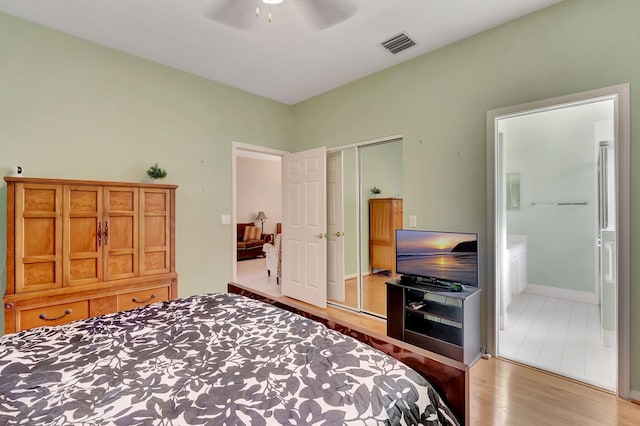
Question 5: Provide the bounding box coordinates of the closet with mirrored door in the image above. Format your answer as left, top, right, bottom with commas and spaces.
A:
327, 138, 403, 318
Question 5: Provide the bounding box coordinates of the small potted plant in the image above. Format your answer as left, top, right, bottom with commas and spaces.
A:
370, 186, 381, 198
147, 163, 167, 183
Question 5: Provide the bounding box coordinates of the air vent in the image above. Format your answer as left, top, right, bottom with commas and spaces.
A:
381, 33, 416, 54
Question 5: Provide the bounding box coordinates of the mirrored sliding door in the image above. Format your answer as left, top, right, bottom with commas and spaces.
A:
327, 138, 403, 318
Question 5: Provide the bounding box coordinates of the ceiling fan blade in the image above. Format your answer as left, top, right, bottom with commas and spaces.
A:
297, 0, 360, 30
203, 0, 257, 30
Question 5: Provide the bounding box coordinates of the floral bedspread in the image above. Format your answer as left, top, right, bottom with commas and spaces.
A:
0, 293, 458, 425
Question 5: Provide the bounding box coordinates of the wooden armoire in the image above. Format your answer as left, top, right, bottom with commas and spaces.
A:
369, 198, 403, 275
3, 177, 178, 334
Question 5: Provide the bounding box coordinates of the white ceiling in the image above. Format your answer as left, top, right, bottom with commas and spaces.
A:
0, 0, 562, 105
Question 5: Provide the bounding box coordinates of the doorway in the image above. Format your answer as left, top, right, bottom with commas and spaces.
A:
232, 143, 286, 294
487, 85, 630, 396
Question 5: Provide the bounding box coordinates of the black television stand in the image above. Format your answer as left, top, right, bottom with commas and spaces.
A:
386, 278, 481, 365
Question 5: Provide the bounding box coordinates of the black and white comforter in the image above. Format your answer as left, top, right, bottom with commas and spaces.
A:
0, 293, 458, 425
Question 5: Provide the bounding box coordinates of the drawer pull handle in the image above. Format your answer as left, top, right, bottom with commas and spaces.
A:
39, 309, 72, 321
131, 294, 156, 304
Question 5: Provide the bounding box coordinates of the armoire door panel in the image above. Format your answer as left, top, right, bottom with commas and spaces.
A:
69, 189, 100, 212
107, 253, 136, 277
144, 252, 168, 272
140, 188, 170, 275
64, 186, 102, 286
103, 187, 139, 281
69, 218, 98, 253
22, 261, 57, 289
23, 218, 57, 256
108, 190, 136, 212
15, 184, 63, 293
143, 191, 167, 211
23, 187, 58, 212
69, 258, 99, 282
144, 217, 167, 247
108, 216, 135, 249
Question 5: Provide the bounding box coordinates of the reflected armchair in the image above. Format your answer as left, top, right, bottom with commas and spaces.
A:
263, 233, 282, 284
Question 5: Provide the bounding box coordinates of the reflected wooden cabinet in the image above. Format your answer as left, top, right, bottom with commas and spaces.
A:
369, 198, 403, 275
4, 177, 178, 334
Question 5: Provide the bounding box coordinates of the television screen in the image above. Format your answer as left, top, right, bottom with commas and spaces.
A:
396, 230, 478, 286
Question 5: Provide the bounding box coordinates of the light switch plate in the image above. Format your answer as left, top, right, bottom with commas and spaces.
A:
221, 214, 231, 225
409, 215, 417, 227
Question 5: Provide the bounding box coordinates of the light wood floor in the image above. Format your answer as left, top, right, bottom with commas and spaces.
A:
471, 357, 640, 425
330, 271, 392, 317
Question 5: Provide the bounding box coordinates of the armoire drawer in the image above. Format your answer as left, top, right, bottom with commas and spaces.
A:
18, 300, 89, 331
118, 286, 169, 311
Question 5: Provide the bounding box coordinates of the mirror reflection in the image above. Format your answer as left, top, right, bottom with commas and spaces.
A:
327, 139, 403, 318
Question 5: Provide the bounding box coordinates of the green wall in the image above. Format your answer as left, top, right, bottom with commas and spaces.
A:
292, 0, 640, 392
0, 12, 294, 333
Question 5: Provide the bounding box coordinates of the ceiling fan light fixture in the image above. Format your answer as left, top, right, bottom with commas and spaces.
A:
207, 0, 359, 30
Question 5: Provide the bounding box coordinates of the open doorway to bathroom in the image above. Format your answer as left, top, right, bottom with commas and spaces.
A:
488, 85, 630, 395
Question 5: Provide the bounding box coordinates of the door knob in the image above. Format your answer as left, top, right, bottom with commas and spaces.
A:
315, 233, 326, 239
335, 231, 344, 237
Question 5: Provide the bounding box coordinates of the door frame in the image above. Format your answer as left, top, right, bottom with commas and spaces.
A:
231, 142, 289, 283
486, 84, 630, 398
327, 150, 346, 303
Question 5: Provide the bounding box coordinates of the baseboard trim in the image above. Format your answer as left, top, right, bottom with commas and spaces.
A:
629, 389, 640, 403
602, 329, 616, 348
524, 283, 598, 304
344, 272, 373, 280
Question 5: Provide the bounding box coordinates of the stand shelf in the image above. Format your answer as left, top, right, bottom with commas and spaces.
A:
386, 278, 481, 365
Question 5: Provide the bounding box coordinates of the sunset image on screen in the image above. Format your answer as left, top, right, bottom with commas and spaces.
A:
396, 230, 478, 285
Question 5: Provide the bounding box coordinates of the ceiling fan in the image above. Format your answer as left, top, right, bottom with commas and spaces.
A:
203, 0, 361, 31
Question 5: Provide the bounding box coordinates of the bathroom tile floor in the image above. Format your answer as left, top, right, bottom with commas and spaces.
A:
498, 292, 616, 391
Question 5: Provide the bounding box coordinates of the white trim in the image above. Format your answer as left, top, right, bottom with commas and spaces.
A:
232, 142, 289, 284
327, 133, 403, 153
523, 283, 598, 305
629, 390, 640, 403
486, 83, 630, 398
602, 330, 616, 348
615, 84, 631, 399
499, 312, 508, 330
236, 150, 282, 162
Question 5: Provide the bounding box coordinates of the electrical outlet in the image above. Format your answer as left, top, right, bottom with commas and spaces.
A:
409, 215, 417, 227
221, 214, 231, 225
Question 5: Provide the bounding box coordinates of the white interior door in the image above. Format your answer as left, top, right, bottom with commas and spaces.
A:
327, 151, 345, 302
282, 147, 327, 307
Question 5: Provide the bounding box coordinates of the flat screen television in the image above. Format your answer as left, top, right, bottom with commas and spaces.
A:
396, 229, 478, 287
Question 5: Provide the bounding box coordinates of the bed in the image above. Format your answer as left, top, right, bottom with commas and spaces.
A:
0, 292, 460, 425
